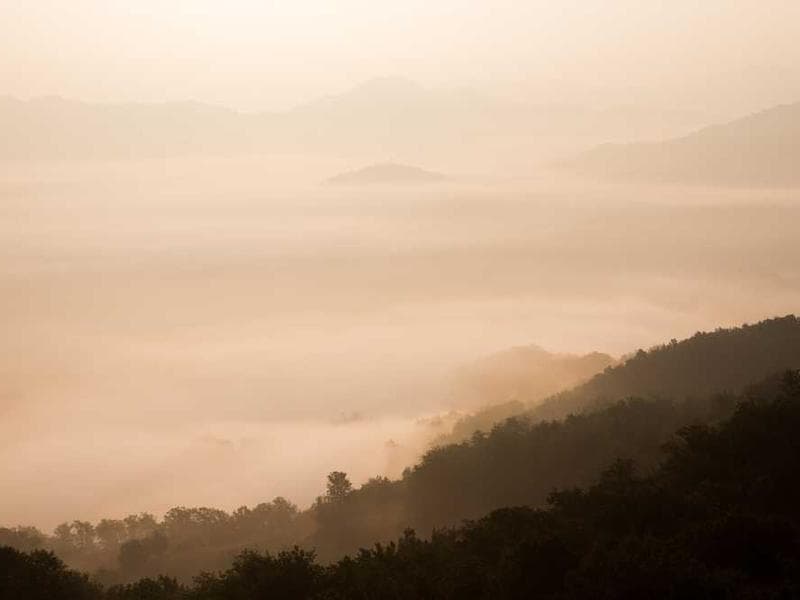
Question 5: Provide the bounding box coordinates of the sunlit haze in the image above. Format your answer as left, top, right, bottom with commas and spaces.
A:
1, 4, 800, 592
3, 1, 800, 113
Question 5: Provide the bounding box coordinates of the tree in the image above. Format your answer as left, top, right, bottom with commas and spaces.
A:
118, 532, 168, 577
71, 521, 96, 551
104, 575, 183, 600
0, 526, 46, 552
0, 546, 100, 600
54, 522, 75, 548
189, 548, 322, 600
52, 521, 96, 554
95, 519, 127, 551
122, 513, 158, 540
326, 471, 353, 502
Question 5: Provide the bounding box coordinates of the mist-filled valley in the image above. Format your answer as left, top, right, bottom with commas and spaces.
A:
2, 152, 799, 531
3, 3, 800, 597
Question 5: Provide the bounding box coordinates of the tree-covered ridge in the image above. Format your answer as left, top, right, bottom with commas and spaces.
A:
4, 392, 736, 579
531, 314, 800, 421
4, 372, 799, 598
437, 347, 615, 445
4, 316, 799, 582
438, 314, 800, 445
0, 500, 311, 584
452, 346, 615, 408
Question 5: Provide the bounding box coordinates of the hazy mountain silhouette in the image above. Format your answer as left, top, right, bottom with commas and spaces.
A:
440, 316, 800, 444
564, 101, 800, 186
292, 77, 429, 114
437, 346, 615, 444
0, 80, 710, 163
326, 162, 446, 185
3, 317, 800, 586
0, 95, 250, 160
454, 345, 615, 405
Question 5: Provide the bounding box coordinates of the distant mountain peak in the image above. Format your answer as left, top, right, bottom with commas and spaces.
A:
325, 162, 446, 185
293, 77, 429, 114
349, 76, 425, 95
563, 100, 800, 187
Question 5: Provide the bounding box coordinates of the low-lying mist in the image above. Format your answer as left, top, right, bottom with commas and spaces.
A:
1, 156, 798, 530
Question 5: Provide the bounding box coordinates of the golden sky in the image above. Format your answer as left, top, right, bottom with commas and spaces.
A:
2, 1, 799, 112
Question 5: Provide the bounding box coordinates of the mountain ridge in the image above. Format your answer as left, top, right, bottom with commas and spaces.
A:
563, 101, 800, 186
325, 162, 446, 185
0, 79, 712, 163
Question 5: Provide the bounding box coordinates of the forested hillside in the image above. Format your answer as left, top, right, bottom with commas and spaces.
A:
442, 315, 800, 443
2, 317, 798, 585
437, 347, 615, 446
531, 315, 800, 421
4, 372, 799, 598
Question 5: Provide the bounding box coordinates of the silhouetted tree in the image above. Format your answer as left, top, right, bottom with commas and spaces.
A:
325, 471, 353, 502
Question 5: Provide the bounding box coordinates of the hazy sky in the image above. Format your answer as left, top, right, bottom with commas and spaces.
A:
3, 1, 800, 112
2, 1, 800, 528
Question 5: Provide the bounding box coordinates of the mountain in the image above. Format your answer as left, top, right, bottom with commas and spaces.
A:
4, 317, 800, 584
0, 95, 253, 160
325, 162, 446, 185
564, 101, 800, 186
370, 317, 800, 543
0, 80, 710, 166
454, 345, 615, 406
441, 316, 800, 445
7, 376, 800, 597
291, 77, 430, 114
439, 346, 615, 444
530, 314, 800, 422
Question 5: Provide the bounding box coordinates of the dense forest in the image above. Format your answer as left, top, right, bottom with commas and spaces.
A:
3, 4, 798, 598
4, 370, 799, 598
447, 315, 800, 441
2, 316, 799, 594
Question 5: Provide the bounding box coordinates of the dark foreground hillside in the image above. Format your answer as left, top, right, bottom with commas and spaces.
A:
437, 314, 800, 458
4, 371, 799, 599
3, 316, 799, 582
530, 314, 800, 421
